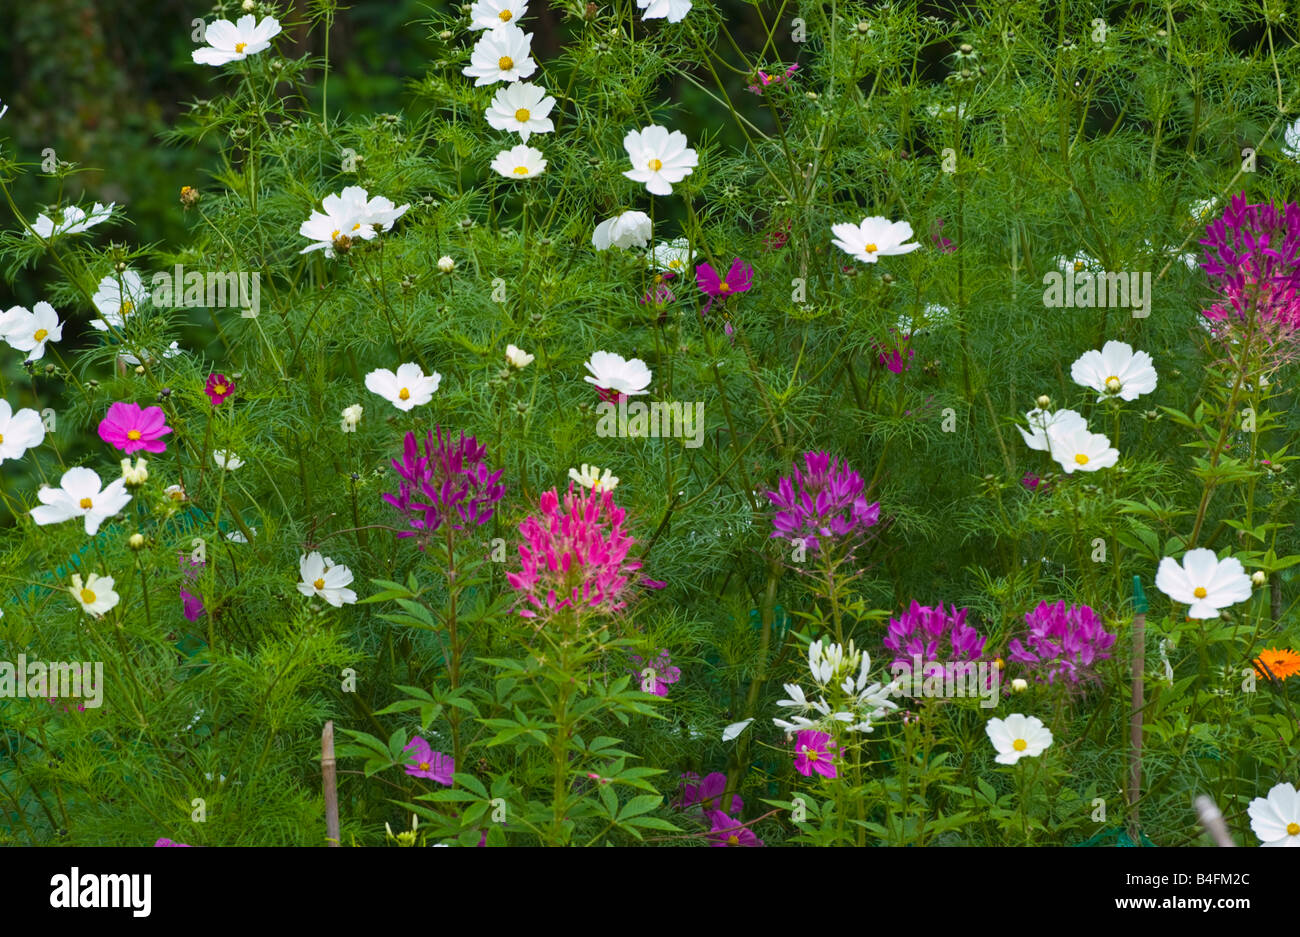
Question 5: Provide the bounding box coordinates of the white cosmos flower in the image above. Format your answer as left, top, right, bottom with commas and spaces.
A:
1047, 425, 1118, 474
895, 302, 953, 336
721, 718, 753, 741
365, 363, 442, 411
1247, 782, 1300, 847
192, 14, 282, 66
986, 713, 1053, 765
30, 467, 132, 536
90, 271, 150, 331
491, 144, 547, 179
1155, 548, 1252, 620
568, 463, 618, 491
462, 25, 537, 86
0, 400, 45, 463
299, 186, 408, 257
298, 552, 357, 607
648, 237, 692, 273
340, 404, 363, 433
636, 0, 692, 22
212, 450, 244, 471
1070, 340, 1158, 402
622, 125, 698, 196
583, 351, 652, 397
830, 216, 921, 263
592, 211, 652, 251
1018, 408, 1087, 452
119, 341, 182, 366
469, 0, 528, 30
485, 82, 555, 142
70, 572, 120, 618
26, 202, 114, 239
3, 302, 63, 360
1053, 252, 1102, 275
505, 344, 534, 369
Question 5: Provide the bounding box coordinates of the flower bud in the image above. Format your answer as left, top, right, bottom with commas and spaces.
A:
1011, 678, 1028, 693
128, 533, 146, 551
180, 185, 200, 209
1252, 571, 1267, 587
438, 255, 455, 273
242, 0, 256, 10
1036, 394, 1051, 409
121, 457, 148, 488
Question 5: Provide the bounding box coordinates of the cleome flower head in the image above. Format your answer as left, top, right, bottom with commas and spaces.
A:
766, 451, 880, 557
382, 427, 506, 547
773, 639, 898, 734
505, 483, 644, 620
1008, 600, 1116, 685
883, 600, 987, 671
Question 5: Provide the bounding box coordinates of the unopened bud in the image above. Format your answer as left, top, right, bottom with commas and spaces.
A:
1252, 571, 1267, 586
1011, 678, 1028, 693
1036, 395, 1051, 409
129, 533, 146, 550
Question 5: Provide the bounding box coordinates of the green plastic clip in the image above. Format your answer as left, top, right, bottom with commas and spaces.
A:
1132, 576, 1148, 614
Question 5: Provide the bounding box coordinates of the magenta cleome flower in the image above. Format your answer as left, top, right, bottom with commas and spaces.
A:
1008, 600, 1116, 685
382, 427, 505, 548
1199, 194, 1300, 339
883, 600, 987, 670
97, 402, 171, 454
678, 771, 743, 814
706, 810, 763, 847
629, 648, 681, 696
403, 736, 454, 786
766, 451, 880, 556
793, 730, 837, 779
505, 483, 645, 620
205, 373, 236, 407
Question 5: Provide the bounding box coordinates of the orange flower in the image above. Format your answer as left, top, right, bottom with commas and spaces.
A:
1253, 648, 1300, 681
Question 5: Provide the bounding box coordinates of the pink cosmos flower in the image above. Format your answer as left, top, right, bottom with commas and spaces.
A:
747, 63, 799, 94
154, 838, 191, 846
696, 258, 754, 313
793, 730, 837, 779
97, 402, 171, 454
505, 483, 645, 620
930, 217, 955, 253
205, 373, 236, 407
678, 771, 743, 814
403, 736, 454, 785
706, 810, 763, 846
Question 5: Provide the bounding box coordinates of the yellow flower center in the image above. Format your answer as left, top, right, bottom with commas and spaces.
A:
351, 222, 361, 232
214, 384, 226, 395
1074, 453, 1089, 464
718, 281, 731, 293
34, 328, 48, 342
313, 578, 326, 590
513, 165, 529, 175
498, 56, 514, 71
1193, 587, 1208, 599
1105, 376, 1121, 392
0, 433, 4, 444
121, 301, 134, 317
648, 158, 663, 171
668, 259, 682, 269
864, 243, 878, 253
330, 229, 340, 240
726, 834, 739, 845
80, 588, 96, 605
419, 761, 431, 770
514, 108, 531, 122
1013, 738, 1027, 751
806, 749, 819, 761
127, 430, 142, 440
399, 388, 410, 400
499, 9, 512, 20
1073, 261, 1085, 273
1288, 822, 1300, 836
235, 42, 247, 53
79, 497, 93, 509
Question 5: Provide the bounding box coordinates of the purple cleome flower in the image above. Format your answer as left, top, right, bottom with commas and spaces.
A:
1200, 194, 1300, 338
382, 427, 505, 548
1008, 600, 1116, 685
883, 600, 987, 670
766, 451, 880, 556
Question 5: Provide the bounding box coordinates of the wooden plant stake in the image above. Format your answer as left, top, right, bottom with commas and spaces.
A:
1127, 576, 1147, 843
323, 720, 340, 847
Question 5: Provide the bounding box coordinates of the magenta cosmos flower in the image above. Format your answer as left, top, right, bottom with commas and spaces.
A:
383, 428, 505, 548
154, 838, 191, 846
97, 402, 172, 454
505, 483, 645, 620
766, 451, 880, 555
403, 736, 454, 785
205, 373, 236, 407
706, 810, 763, 846
1009, 600, 1116, 685
678, 771, 743, 814
793, 730, 837, 779
696, 258, 753, 312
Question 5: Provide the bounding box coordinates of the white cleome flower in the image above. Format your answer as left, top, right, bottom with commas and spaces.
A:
1018, 408, 1087, 452
583, 350, 652, 397
485, 82, 555, 143
26, 202, 114, 239
1247, 782, 1300, 847
830, 216, 921, 264
192, 14, 282, 66
505, 344, 534, 369
30, 467, 132, 536
1070, 340, 1158, 402
3, 302, 63, 360
298, 552, 358, 607
365, 363, 442, 411
491, 144, 547, 179
462, 25, 537, 86
986, 713, 1053, 765
0, 400, 46, 464
1046, 425, 1118, 474
1155, 548, 1252, 620
90, 271, 150, 331
469, 0, 528, 30
568, 463, 619, 491
636, 0, 692, 23
592, 211, 652, 251
212, 450, 244, 471
70, 572, 120, 618
622, 125, 698, 196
